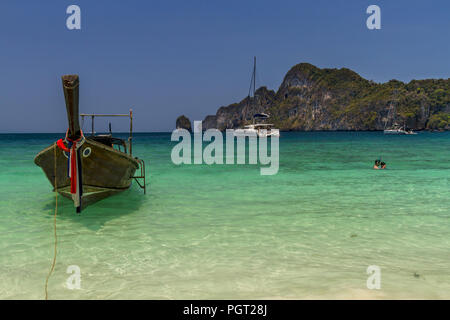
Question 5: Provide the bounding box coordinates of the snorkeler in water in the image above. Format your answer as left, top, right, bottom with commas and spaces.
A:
373, 160, 386, 169
373, 160, 380, 169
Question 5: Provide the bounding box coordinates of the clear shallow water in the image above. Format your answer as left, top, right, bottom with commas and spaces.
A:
0, 131, 449, 299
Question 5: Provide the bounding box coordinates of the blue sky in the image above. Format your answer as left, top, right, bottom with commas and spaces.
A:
0, 0, 449, 132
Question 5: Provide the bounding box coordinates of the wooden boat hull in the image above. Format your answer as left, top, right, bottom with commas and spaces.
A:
34, 138, 139, 208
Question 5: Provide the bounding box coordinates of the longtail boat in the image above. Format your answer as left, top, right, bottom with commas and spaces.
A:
34, 75, 146, 213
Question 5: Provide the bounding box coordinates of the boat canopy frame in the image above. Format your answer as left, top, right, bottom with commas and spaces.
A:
81, 109, 147, 194
80, 109, 134, 156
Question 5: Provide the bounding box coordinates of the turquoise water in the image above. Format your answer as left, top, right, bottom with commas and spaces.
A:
0, 131, 449, 299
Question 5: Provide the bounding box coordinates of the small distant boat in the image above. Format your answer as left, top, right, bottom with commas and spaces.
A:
404, 129, 418, 135
384, 124, 417, 135
234, 57, 280, 138
384, 127, 407, 135
383, 93, 416, 135
34, 75, 146, 212
384, 119, 417, 135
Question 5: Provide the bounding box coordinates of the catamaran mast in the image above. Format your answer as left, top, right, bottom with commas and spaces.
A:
384, 101, 393, 130
249, 56, 257, 124
385, 89, 399, 130
253, 56, 256, 98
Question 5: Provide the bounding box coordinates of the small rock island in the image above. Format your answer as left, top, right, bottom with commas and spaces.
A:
176, 115, 192, 132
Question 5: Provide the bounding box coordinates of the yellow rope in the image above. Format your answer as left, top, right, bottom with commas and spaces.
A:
44, 143, 58, 300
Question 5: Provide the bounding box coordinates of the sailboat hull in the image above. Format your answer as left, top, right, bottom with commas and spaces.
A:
384, 129, 407, 135
34, 138, 139, 208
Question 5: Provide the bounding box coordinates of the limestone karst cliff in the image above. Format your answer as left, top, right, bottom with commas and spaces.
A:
198, 63, 449, 131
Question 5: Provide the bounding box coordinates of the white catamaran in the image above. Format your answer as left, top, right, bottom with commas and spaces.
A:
234, 57, 280, 138
234, 113, 280, 138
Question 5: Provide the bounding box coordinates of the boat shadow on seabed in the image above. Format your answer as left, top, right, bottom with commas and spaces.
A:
42, 186, 146, 231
